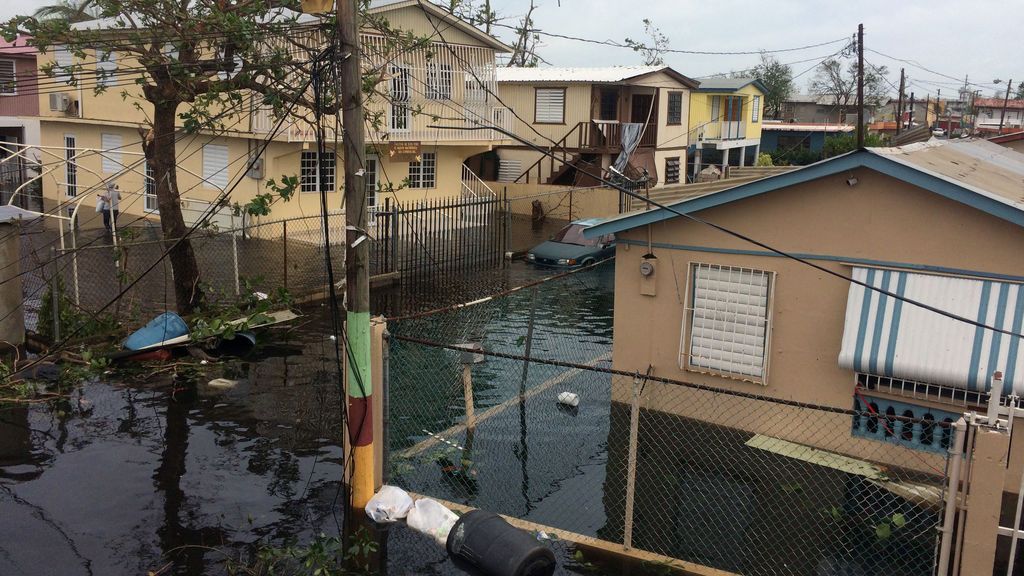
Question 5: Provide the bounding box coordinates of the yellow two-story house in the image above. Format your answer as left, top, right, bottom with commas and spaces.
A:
34, 0, 512, 230
688, 77, 765, 179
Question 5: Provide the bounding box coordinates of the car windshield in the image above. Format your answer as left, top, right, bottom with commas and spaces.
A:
552, 224, 598, 246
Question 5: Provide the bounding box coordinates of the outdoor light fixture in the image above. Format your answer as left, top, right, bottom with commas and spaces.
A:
846, 176, 858, 187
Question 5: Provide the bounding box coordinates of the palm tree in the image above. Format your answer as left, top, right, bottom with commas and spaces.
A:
33, 0, 100, 23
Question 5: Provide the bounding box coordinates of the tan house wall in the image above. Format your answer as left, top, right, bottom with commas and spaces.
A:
609, 167, 1024, 473
497, 82, 593, 146
495, 180, 619, 221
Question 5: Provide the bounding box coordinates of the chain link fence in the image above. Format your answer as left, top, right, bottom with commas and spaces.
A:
385, 262, 952, 576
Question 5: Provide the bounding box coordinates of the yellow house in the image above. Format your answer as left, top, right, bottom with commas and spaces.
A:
33, 0, 512, 230
495, 66, 697, 189
688, 77, 766, 178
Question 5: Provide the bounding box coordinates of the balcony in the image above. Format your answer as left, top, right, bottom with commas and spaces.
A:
700, 120, 746, 141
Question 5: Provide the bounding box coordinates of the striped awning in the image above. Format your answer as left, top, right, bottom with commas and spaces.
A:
838, 267, 1024, 395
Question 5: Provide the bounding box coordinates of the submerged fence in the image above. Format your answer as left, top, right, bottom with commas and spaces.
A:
16, 192, 508, 332
385, 263, 952, 576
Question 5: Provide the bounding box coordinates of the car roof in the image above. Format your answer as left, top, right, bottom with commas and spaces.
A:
571, 218, 605, 228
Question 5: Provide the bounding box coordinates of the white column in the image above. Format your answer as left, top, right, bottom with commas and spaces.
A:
739, 145, 747, 167
721, 148, 730, 173
693, 148, 702, 179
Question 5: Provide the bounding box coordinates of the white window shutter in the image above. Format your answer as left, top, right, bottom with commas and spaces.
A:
100, 133, 123, 173
687, 264, 771, 380
0, 60, 15, 94
54, 45, 72, 83
96, 50, 116, 86
535, 88, 564, 123
203, 144, 229, 189
498, 159, 522, 182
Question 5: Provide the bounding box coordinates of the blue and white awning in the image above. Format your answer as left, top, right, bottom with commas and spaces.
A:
838, 267, 1024, 395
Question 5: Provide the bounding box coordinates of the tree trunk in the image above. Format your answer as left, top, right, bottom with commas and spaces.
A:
148, 99, 202, 314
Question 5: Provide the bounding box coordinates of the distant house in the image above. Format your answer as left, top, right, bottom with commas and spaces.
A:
0, 35, 41, 208
759, 121, 853, 155
973, 97, 1024, 134
494, 66, 698, 188
585, 139, 1024, 474
688, 77, 766, 177
780, 93, 885, 125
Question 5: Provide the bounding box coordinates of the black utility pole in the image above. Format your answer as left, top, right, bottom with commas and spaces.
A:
856, 23, 864, 148
999, 79, 1013, 135
896, 68, 905, 136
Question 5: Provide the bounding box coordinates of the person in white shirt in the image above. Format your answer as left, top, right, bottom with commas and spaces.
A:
99, 182, 120, 233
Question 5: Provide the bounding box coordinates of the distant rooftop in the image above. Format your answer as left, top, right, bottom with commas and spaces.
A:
693, 77, 766, 93
762, 121, 854, 133
497, 65, 695, 85
974, 98, 1024, 110
0, 35, 36, 56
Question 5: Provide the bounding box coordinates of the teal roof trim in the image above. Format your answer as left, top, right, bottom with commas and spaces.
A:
583, 150, 1024, 238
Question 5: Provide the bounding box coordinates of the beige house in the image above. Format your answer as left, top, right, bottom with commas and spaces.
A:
494, 66, 697, 189
33, 0, 512, 229
587, 137, 1024, 470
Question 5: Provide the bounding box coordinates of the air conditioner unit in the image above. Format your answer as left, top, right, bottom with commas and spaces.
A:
49, 92, 70, 112
246, 157, 264, 179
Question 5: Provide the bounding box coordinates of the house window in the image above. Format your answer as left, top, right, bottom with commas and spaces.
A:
684, 263, 772, 381
535, 87, 565, 124
408, 151, 436, 189
64, 134, 77, 197
300, 150, 336, 193
0, 60, 15, 95
202, 143, 229, 189
751, 95, 761, 123
667, 92, 683, 125
390, 64, 411, 131
100, 133, 123, 173
144, 162, 158, 212
664, 157, 680, 184
426, 63, 452, 100
710, 95, 721, 122
365, 155, 378, 210
599, 89, 618, 121
54, 45, 73, 84
96, 50, 116, 87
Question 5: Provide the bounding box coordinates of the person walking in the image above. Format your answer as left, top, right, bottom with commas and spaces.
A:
99, 182, 120, 234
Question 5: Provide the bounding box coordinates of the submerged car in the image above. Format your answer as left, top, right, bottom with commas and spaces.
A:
525, 219, 615, 267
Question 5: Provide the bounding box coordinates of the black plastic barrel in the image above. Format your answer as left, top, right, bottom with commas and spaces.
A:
446, 510, 556, 576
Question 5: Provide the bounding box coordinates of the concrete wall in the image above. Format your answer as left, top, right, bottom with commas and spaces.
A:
759, 130, 827, 153
608, 167, 1024, 473
495, 180, 620, 222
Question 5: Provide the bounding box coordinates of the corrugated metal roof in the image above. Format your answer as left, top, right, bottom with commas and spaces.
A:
496, 65, 669, 83
694, 77, 767, 94
838, 267, 1024, 394
974, 98, 1024, 110
870, 139, 1024, 211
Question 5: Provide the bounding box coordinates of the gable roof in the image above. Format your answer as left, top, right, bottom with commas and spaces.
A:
584, 139, 1024, 238
694, 77, 767, 94
496, 65, 698, 88
367, 0, 513, 52
974, 97, 1024, 110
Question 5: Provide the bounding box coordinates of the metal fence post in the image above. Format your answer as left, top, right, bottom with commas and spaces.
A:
70, 220, 80, 306
381, 328, 391, 485
503, 187, 511, 259
390, 202, 399, 275
282, 219, 288, 291
623, 372, 643, 550
49, 247, 60, 342
231, 214, 240, 296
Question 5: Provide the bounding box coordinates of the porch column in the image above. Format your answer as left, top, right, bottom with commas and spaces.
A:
739, 145, 747, 167
693, 149, 702, 180
754, 143, 761, 162
721, 148, 730, 173
960, 424, 1010, 574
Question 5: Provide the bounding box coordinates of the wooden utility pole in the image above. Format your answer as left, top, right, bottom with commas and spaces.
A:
337, 0, 374, 510
999, 79, 1013, 135
856, 24, 864, 148
896, 68, 905, 136
908, 92, 916, 127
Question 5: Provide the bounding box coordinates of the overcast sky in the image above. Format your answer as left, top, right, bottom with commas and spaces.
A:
3, 0, 1019, 98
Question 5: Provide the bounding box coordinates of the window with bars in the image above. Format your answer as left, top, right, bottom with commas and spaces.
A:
751, 95, 761, 123
408, 151, 436, 189
667, 92, 683, 125
300, 150, 336, 193
365, 155, 378, 209
0, 60, 16, 95
665, 157, 680, 184
426, 63, 452, 100
145, 162, 158, 212
464, 65, 490, 102
684, 263, 773, 382
390, 64, 411, 131
535, 87, 565, 124
96, 50, 116, 87
64, 134, 77, 197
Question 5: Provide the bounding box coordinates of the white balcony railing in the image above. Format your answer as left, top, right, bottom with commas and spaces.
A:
700, 120, 747, 141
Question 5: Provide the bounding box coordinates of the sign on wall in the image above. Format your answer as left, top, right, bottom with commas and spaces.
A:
388, 141, 421, 163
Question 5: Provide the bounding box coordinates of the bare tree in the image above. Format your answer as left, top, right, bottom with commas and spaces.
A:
811, 58, 889, 122
624, 18, 669, 66
506, 0, 542, 67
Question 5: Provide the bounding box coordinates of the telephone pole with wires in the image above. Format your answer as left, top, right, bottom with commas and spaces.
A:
999, 79, 1013, 135
856, 23, 864, 148
337, 0, 374, 510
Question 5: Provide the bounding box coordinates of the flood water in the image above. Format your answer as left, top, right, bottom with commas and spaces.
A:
0, 261, 647, 576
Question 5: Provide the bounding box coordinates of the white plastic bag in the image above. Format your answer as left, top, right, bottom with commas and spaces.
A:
364, 485, 413, 523
406, 498, 459, 546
